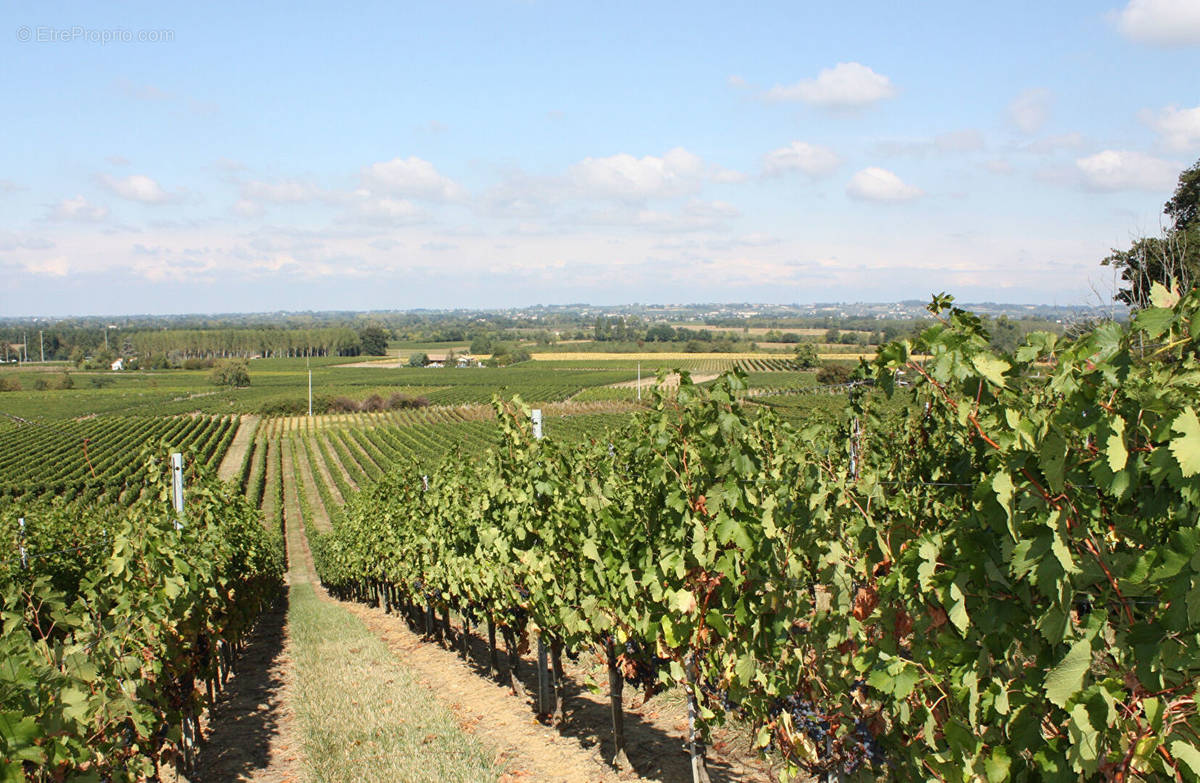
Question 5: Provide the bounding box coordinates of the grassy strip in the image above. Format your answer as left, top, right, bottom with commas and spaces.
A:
246, 435, 269, 506
315, 432, 357, 499
235, 417, 263, 493
301, 433, 342, 528
288, 582, 501, 783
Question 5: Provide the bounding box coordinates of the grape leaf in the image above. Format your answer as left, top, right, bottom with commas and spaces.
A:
972, 354, 1010, 388
1044, 639, 1091, 708
1170, 408, 1200, 478
1106, 417, 1128, 473
1170, 741, 1200, 776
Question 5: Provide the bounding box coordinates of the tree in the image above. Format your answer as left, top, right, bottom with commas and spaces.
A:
408, 352, 429, 367
359, 326, 389, 356
646, 324, 675, 342
793, 343, 819, 368
469, 334, 494, 355
1102, 157, 1200, 308
210, 360, 250, 389
816, 362, 853, 385
1165, 158, 1200, 231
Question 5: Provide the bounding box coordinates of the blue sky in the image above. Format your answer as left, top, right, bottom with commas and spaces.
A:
3, 0, 1199, 315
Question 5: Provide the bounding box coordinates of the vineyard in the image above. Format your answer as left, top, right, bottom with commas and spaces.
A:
237, 403, 642, 536
0, 462, 284, 780
0, 414, 238, 504
310, 289, 1200, 781
5, 294, 1197, 781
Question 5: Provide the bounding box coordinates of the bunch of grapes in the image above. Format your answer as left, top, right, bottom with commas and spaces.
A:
769, 696, 831, 748
699, 676, 740, 714
615, 637, 670, 696
840, 719, 886, 775
764, 693, 888, 776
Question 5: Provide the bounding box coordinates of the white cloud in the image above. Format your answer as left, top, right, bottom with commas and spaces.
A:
569, 147, 705, 199
114, 79, 171, 101
48, 195, 110, 222
764, 62, 896, 108
24, 256, 70, 277
233, 199, 264, 218
1020, 132, 1087, 154
983, 159, 1015, 175
1075, 150, 1179, 191
1114, 0, 1200, 45
935, 130, 985, 153
846, 168, 923, 202
354, 196, 425, 224
711, 167, 749, 184
361, 157, 465, 201
1143, 105, 1200, 151
0, 233, 53, 251
683, 199, 741, 219
101, 174, 174, 203
763, 141, 841, 177
242, 179, 322, 203
876, 130, 986, 157
1009, 89, 1051, 133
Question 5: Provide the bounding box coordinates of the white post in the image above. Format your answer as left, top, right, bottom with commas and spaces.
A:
531, 408, 543, 441
308, 362, 313, 417
18, 517, 26, 569
171, 452, 185, 527
39, 331, 44, 363
531, 408, 551, 715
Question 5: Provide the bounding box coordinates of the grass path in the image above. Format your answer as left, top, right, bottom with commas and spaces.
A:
291, 434, 333, 531
216, 414, 260, 482
303, 433, 346, 510
316, 431, 359, 493
260, 440, 280, 528
280, 469, 502, 783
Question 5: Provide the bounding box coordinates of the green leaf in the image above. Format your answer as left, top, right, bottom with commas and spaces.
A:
673, 588, 697, 615
1170, 408, 1200, 478
1045, 639, 1092, 708
1040, 430, 1067, 494
985, 747, 1012, 783
971, 354, 1010, 388
1134, 306, 1175, 339
1170, 741, 1200, 776
948, 582, 969, 636
1106, 417, 1128, 473
1150, 281, 1180, 309
735, 653, 756, 683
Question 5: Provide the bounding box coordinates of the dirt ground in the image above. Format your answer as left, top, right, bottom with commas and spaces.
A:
338, 599, 780, 783
609, 373, 719, 390
196, 594, 303, 783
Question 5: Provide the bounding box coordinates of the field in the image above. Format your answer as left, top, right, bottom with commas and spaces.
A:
6, 300, 1200, 781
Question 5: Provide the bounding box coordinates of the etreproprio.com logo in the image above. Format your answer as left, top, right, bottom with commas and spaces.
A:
16, 26, 175, 44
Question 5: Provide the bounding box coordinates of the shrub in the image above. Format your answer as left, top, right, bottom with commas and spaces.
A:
816, 363, 854, 386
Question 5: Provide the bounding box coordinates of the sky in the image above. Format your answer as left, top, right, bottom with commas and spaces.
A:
3, 0, 1200, 316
